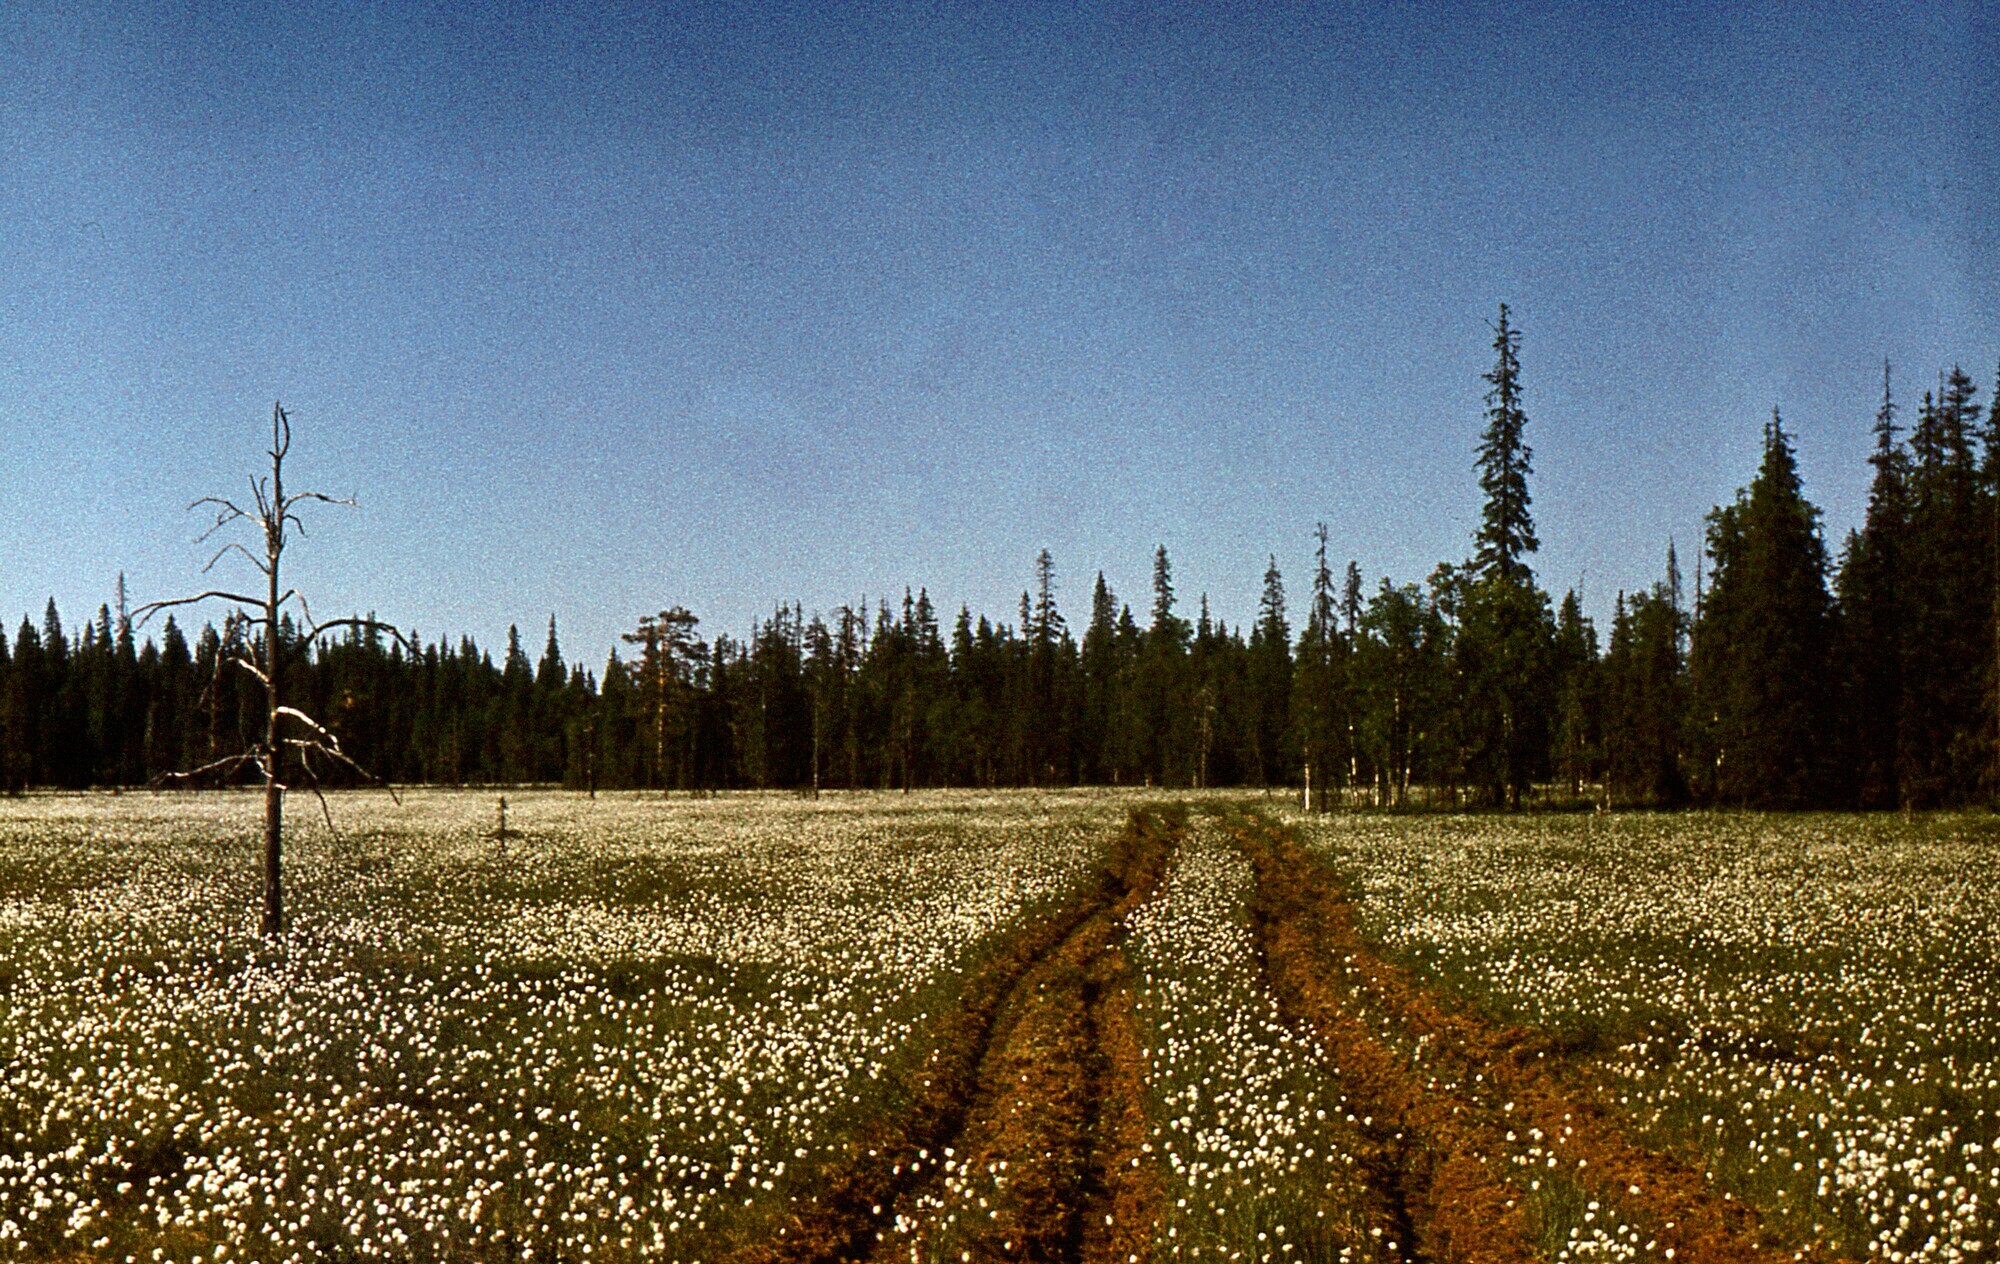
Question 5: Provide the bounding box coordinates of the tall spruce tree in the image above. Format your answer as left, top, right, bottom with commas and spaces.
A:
1079, 574, 1120, 783
1143, 546, 1191, 783
1460, 303, 1553, 805
1899, 369, 1987, 804
1692, 411, 1837, 807
1835, 363, 1910, 807
1474, 303, 1537, 584
1288, 527, 1345, 809
1025, 551, 1070, 783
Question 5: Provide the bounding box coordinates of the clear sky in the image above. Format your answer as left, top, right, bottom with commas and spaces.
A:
3, 1, 1995, 666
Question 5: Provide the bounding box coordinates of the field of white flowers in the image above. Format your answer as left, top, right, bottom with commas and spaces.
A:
1126, 817, 1398, 1261
8, 792, 1998, 1264
0, 789, 1118, 1264
1291, 810, 2000, 1264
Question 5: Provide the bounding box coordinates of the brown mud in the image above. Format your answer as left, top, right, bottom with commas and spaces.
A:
1231, 810, 1851, 1264
737, 805, 1177, 1264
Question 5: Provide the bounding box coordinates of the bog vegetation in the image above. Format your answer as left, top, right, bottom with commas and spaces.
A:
1, 790, 1996, 1263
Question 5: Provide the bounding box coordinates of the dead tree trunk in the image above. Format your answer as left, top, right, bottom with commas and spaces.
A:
140, 402, 407, 937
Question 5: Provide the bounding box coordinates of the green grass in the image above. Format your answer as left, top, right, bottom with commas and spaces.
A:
0, 789, 1118, 1263
1292, 807, 2000, 1261
7, 795, 2000, 1263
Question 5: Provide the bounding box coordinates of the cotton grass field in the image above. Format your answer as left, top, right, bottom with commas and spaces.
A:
0, 790, 1111, 1263
1, 791, 1996, 1263
1288, 810, 2000, 1264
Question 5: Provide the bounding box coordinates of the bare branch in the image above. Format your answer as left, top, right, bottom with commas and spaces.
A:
202, 540, 270, 577
275, 706, 340, 745
292, 746, 339, 837
190, 498, 251, 545
278, 492, 356, 542
150, 752, 258, 789
282, 736, 395, 803
132, 591, 269, 627
308, 616, 420, 655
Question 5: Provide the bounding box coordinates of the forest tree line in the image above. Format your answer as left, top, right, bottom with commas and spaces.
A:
5, 315, 1998, 809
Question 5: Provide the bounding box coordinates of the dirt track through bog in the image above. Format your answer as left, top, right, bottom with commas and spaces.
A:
737, 805, 1176, 1264
1231, 810, 1850, 1264
745, 805, 1843, 1264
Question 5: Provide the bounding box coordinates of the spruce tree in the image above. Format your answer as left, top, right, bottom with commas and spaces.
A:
1246, 555, 1292, 788
1474, 303, 1537, 584
1550, 587, 1601, 799
1899, 369, 1986, 804
1460, 303, 1554, 805
1143, 546, 1191, 782
1835, 363, 1909, 807
1602, 555, 1685, 805
1025, 553, 1068, 783
1287, 528, 1344, 808
1692, 411, 1836, 807
1079, 574, 1120, 783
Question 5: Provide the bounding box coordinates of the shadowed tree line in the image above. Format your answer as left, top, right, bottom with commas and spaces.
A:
6, 323, 1998, 809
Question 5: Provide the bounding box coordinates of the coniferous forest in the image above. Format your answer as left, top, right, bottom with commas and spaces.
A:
7, 312, 1999, 809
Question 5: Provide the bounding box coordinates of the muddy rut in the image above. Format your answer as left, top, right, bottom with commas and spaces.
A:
742, 805, 1844, 1264
1230, 810, 1852, 1264
737, 805, 1177, 1264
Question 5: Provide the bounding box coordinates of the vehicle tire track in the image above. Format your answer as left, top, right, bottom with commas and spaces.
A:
1232, 811, 1853, 1264
738, 806, 1177, 1264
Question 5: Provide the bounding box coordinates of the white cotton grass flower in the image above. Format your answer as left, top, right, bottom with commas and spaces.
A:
1126, 818, 1399, 1259
1289, 808, 2000, 1262
0, 787, 1120, 1262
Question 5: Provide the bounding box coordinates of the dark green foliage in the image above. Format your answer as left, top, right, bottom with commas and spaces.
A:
1691, 413, 1839, 807
1287, 527, 1348, 807
1451, 567, 1556, 808
1245, 555, 1292, 788
1551, 587, 1602, 799
1353, 578, 1450, 805
1474, 303, 1537, 585
1457, 303, 1558, 807
1836, 365, 1910, 808
1896, 370, 1990, 805
13, 336, 2000, 807
1602, 555, 1685, 806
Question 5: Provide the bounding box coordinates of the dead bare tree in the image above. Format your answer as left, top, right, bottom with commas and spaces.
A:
139, 402, 409, 936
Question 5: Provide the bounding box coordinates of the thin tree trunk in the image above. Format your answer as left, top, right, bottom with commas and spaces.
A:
262, 443, 285, 937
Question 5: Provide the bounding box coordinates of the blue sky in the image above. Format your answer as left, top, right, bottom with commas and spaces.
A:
2, 1, 1995, 665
